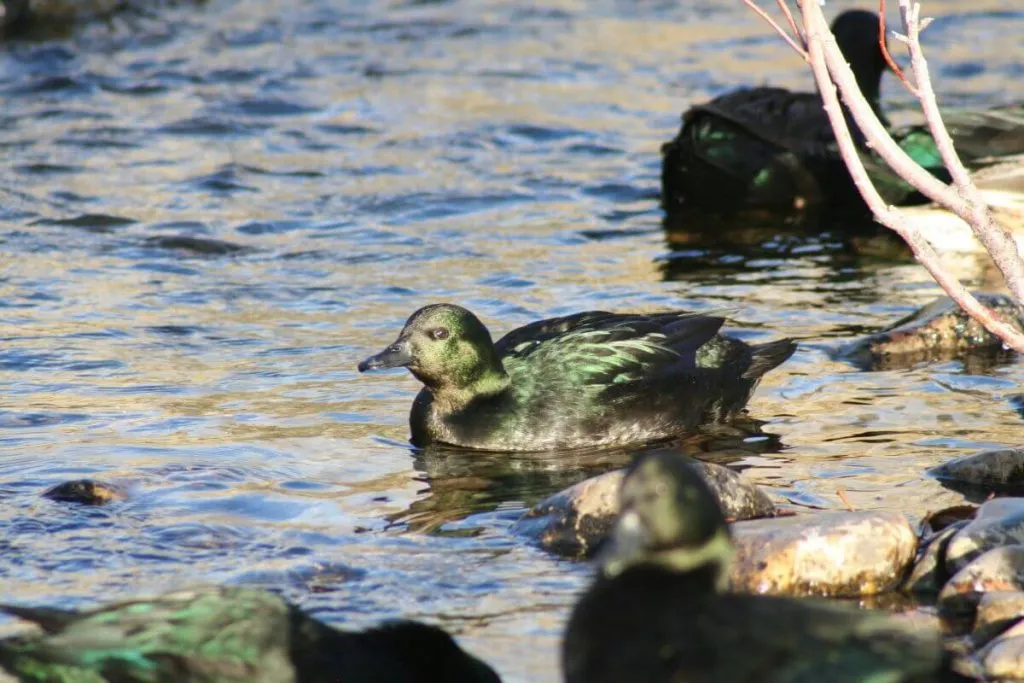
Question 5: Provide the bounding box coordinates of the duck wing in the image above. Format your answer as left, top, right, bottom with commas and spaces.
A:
0, 586, 297, 682
496, 311, 725, 388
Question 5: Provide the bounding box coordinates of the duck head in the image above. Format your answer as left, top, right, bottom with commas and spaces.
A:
358, 304, 510, 399
600, 450, 734, 591
831, 9, 890, 106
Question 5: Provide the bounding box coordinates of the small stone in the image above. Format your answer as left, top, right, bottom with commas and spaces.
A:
939, 546, 1024, 617
928, 448, 1024, 493
978, 619, 1024, 679
946, 499, 1024, 574
973, 591, 1024, 647
42, 479, 125, 505
903, 521, 968, 595
515, 460, 775, 558
729, 510, 918, 597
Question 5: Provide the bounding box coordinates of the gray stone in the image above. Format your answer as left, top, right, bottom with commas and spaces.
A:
840, 293, 1023, 370
43, 479, 126, 505
946, 499, 1024, 574
928, 449, 1024, 491
939, 546, 1024, 617
978, 619, 1024, 680
515, 461, 775, 559
903, 521, 968, 595
729, 510, 918, 597
973, 591, 1024, 648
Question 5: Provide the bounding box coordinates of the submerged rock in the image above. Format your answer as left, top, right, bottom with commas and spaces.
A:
729, 510, 918, 597
840, 293, 1023, 370
939, 546, 1024, 617
945, 499, 1024, 574
928, 448, 1024, 494
904, 521, 969, 595
43, 479, 125, 505
515, 461, 775, 558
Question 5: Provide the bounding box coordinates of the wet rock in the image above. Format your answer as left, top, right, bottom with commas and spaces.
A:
977, 619, 1024, 680
729, 510, 917, 597
946, 499, 1024, 574
928, 448, 1024, 494
515, 462, 775, 558
921, 504, 979, 535
903, 521, 969, 595
939, 546, 1024, 617
143, 235, 252, 256
43, 479, 125, 505
973, 591, 1024, 647
840, 293, 1024, 370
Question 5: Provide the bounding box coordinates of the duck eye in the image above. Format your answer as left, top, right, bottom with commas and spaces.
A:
430, 327, 449, 341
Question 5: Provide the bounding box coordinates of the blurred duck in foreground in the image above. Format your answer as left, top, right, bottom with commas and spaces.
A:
660, 6, 1024, 221
0, 586, 501, 683
562, 450, 970, 683
358, 304, 795, 451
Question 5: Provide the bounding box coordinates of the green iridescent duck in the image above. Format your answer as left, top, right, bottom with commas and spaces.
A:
0, 586, 501, 683
562, 450, 970, 683
358, 304, 795, 451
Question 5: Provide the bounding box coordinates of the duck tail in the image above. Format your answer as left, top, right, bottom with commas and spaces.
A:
742, 339, 798, 380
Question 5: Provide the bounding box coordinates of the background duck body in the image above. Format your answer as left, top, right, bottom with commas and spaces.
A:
0, 586, 501, 683
361, 305, 795, 452
661, 9, 892, 218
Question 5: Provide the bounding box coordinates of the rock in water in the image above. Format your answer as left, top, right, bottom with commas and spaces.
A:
945, 499, 1024, 574
515, 459, 775, 558
928, 448, 1024, 494
840, 294, 1023, 370
42, 479, 126, 505
939, 545, 1024, 617
730, 510, 918, 597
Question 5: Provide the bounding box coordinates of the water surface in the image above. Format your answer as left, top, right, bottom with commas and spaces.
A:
1, 0, 1023, 680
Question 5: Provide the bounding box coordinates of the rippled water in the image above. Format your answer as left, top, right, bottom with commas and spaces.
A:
1, 0, 1023, 679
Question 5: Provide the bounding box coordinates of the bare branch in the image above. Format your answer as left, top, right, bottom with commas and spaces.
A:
775, 0, 806, 50
896, 0, 1024, 312
799, 3, 1024, 351
878, 0, 918, 96
743, 0, 809, 62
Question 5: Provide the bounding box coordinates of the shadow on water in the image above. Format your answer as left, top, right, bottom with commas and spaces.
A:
391, 420, 785, 534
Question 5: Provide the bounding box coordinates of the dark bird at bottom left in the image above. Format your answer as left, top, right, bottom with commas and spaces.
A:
0, 585, 501, 683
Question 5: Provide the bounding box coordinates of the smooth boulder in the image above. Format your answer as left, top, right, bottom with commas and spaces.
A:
945, 499, 1024, 574
515, 461, 775, 558
730, 510, 918, 597
939, 545, 1024, 616
928, 448, 1024, 493
43, 479, 125, 505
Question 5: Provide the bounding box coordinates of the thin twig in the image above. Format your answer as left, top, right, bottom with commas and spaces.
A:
743, 0, 809, 62
878, 0, 918, 95
799, 3, 1024, 351
897, 0, 1024, 311
775, 0, 806, 50
836, 488, 856, 512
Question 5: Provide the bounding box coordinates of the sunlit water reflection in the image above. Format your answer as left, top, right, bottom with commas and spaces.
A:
1, 0, 1023, 680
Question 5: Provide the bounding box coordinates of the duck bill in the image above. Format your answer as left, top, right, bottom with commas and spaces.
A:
358, 339, 413, 372
596, 509, 650, 578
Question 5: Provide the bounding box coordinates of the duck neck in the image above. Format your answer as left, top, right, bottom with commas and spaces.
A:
647, 529, 734, 593
430, 365, 511, 413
